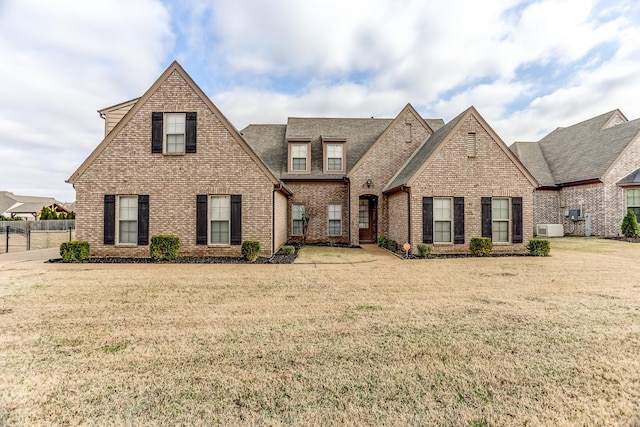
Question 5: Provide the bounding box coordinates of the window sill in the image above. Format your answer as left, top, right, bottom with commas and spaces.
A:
115, 244, 138, 247
163, 152, 186, 156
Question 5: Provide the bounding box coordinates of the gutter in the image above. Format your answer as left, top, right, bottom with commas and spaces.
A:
343, 176, 351, 243
402, 185, 411, 248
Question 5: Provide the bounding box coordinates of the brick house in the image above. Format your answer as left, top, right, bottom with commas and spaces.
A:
511, 110, 640, 237
68, 61, 538, 257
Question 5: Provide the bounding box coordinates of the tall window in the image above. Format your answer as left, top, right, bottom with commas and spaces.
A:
627, 189, 640, 218
328, 204, 342, 235
210, 195, 230, 244
433, 198, 452, 243
492, 198, 509, 242
118, 196, 138, 244
291, 144, 307, 171
292, 204, 305, 236
359, 199, 369, 229
165, 113, 185, 153
326, 144, 343, 171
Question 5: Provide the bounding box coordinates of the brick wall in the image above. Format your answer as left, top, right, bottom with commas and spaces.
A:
602, 135, 640, 237
387, 191, 408, 245
273, 191, 288, 250
409, 114, 535, 254
348, 107, 431, 245
558, 183, 604, 236
533, 190, 561, 232
285, 181, 349, 243
74, 70, 277, 257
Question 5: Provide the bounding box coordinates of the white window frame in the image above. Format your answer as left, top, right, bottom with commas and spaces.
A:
289, 143, 309, 172
165, 113, 186, 154
433, 197, 452, 243
117, 195, 138, 245
325, 143, 344, 172
209, 195, 230, 245
292, 204, 305, 236
328, 203, 342, 236
492, 198, 510, 243
627, 188, 640, 219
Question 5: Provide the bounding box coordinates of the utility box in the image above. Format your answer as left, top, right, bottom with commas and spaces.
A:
568, 209, 581, 221
536, 224, 564, 237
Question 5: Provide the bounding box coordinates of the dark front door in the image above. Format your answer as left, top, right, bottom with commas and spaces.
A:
358, 196, 377, 243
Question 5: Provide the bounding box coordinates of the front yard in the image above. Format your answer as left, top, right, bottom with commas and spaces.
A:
0, 238, 639, 426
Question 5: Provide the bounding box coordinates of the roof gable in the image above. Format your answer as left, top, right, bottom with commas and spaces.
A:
385, 106, 537, 192
68, 61, 279, 186
347, 103, 433, 179
510, 141, 556, 187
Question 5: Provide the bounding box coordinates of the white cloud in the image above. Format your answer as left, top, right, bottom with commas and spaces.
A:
0, 0, 174, 202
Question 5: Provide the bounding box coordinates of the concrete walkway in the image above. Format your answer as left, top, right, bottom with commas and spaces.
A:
0, 247, 59, 264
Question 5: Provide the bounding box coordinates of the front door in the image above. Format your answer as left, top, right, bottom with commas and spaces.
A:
358, 196, 377, 243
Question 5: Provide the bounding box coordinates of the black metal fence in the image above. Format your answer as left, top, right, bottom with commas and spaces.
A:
0, 220, 75, 253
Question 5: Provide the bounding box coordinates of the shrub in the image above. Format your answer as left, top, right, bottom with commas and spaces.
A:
377, 235, 388, 248
470, 237, 492, 256
416, 243, 432, 258
60, 241, 90, 263
281, 245, 295, 255
527, 238, 551, 256
621, 209, 639, 237
150, 235, 180, 261
386, 239, 398, 252
241, 240, 261, 262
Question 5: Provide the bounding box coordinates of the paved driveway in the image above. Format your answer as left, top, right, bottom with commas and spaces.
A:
0, 248, 59, 265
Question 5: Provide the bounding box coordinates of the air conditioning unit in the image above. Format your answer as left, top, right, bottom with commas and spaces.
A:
536, 224, 564, 237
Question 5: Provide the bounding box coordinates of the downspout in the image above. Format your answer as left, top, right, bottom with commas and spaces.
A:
402, 185, 411, 250
344, 176, 351, 244
272, 188, 276, 255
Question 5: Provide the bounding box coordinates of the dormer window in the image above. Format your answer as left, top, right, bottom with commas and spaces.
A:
327, 144, 343, 171
151, 112, 197, 154
287, 139, 311, 173
322, 137, 346, 174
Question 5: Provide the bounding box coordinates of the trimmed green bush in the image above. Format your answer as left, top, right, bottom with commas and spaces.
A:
60, 241, 90, 263
416, 243, 432, 258
621, 209, 639, 237
150, 235, 180, 261
281, 245, 295, 255
377, 235, 388, 248
526, 238, 551, 256
386, 239, 398, 252
241, 240, 261, 262
470, 237, 493, 256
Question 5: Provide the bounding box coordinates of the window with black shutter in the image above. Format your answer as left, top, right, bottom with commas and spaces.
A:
230, 195, 242, 245
454, 197, 465, 244
422, 197, 433, 244
512, 197, 523, 243
481, 197, 492, 238
151, 112, 163, 153
104, 195, 115, 245
185, 112, 197, 153
137, 195, 149, 245
196, 195, 208, 245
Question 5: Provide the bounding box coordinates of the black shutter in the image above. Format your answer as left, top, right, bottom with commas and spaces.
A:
138, 195, 149, 246
230, 195, 242, 245
512, 197, 523, 244
481, 197, 492, 238
422, 197, 433, 244
196, 195, 208, 245
152, 112, 163, 153
104, 195, 115, 245
185, 112, 197, 153
454, 197, 465, 244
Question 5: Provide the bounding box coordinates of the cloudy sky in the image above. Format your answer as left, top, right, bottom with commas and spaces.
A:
1, 0, 639, 203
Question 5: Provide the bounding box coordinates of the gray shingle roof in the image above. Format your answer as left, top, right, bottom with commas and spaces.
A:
535, 111, 640, 185
510, 142, 556, 187
384, 108, 469, 192
0, 191, 61, 216
0, 192, 18, 215
240, 124, 287, 176
243, 117, 395, 179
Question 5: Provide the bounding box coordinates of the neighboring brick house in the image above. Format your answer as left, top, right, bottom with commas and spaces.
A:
511, 110, 640, 237
69, 61, 538, 257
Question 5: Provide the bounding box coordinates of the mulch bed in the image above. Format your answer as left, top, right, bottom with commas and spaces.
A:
48, 249, 299, 264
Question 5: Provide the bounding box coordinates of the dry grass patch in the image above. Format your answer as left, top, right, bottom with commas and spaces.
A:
0, 238, 639, 425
